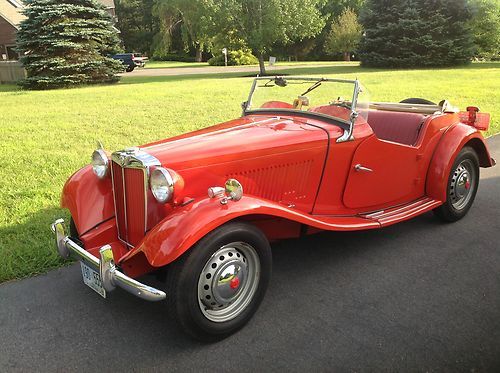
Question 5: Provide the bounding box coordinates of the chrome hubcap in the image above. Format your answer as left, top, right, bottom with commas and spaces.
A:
198, 242, 260, 323
450, 159, 475, 210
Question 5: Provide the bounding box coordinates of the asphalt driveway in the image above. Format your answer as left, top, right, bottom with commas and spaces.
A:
1, 136, 499, 372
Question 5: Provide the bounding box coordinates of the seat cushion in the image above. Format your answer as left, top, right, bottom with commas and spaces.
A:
308, 105, 352, 121
367, 110, 427, 146
260, 101, 294, 109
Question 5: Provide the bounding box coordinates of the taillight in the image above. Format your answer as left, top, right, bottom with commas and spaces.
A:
459, 106, 490, 131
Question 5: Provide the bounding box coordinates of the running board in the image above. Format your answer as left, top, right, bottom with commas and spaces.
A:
360, 197, 442, 227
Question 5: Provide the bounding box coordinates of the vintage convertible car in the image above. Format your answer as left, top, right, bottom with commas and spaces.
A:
52, 77, 495, 340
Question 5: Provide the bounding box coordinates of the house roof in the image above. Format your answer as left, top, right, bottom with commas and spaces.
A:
0, 0, 115, 29
0, 1, 25, 29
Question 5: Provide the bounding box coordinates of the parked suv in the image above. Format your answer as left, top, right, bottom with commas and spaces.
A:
111, 53, 140, 72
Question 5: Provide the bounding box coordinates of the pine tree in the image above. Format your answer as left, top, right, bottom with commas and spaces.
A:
359, 0, 475, 68
17, 0, 123, 89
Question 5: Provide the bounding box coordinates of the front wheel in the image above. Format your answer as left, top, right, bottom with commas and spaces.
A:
166, 222, 272, 341
433, 146, 479, 222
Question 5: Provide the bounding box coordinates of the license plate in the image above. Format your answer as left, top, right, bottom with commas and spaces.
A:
80, 261, 106, 298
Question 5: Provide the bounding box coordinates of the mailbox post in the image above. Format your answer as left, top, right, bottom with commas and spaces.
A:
222, 48, 228, 67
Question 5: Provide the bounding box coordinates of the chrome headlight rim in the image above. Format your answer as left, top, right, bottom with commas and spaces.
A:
150, 167, 174, 203
91, 149, 109, 179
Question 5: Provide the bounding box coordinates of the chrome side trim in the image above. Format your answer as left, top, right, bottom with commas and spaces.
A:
51, 219, 166, 302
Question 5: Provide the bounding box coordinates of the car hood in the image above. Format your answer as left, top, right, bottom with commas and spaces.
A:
141, 115, 329, 171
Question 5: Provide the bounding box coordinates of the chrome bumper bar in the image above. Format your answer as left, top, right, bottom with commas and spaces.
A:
51, 219, 166, 302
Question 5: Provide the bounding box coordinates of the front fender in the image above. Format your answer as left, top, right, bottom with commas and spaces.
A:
426, 123, 494, 202
61, 165, 115, 235
123, 195, 380, 268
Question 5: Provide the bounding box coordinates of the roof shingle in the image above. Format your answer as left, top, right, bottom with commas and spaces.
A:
0, 0, 115, 29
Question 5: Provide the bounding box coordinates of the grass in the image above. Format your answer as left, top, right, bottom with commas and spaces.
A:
0, 62, 498, 283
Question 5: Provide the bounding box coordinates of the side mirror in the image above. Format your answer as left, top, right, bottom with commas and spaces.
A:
225, 179, 243, 202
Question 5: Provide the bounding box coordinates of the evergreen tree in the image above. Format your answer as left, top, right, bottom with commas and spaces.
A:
17, 0, 123, 90
359, 0, 475, 68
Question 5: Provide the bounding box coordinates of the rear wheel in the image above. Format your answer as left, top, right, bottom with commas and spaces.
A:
166, 222, 272, 341
433, 147, 479, 222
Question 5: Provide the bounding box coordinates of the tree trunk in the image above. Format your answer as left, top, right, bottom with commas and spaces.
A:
195, 46, 202, 62
344, 51, 351, 62
258, 53, 266, 76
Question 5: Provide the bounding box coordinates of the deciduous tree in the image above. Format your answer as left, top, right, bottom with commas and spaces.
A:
154, 0, 217, 62
324, 7, 362, 61
115, 0, 157, 54
219, 0, 325, 75
469, 0, 500, 59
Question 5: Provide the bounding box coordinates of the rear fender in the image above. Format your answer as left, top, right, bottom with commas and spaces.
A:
61, 165, 115, 235
122, 195, 379, 268
426, 122, 494, 202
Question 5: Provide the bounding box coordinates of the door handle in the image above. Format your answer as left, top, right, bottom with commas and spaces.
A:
354, 164, 373, 172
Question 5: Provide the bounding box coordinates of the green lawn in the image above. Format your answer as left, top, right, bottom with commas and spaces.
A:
0, 62, 498, 283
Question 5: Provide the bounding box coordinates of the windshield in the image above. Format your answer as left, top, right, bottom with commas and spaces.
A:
244, 77, 368, 126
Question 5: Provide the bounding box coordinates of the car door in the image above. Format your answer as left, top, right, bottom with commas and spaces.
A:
343, 135, 421, 209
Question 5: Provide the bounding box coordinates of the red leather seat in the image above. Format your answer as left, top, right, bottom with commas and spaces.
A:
367, 110, 427, 146
260, 101, 294, 109
308, 105, 351, 121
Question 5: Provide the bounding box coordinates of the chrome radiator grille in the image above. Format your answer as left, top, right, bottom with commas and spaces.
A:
111, 148, 160, 247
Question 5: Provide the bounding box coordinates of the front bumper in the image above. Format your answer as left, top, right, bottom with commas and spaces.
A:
51, 219, 166, 302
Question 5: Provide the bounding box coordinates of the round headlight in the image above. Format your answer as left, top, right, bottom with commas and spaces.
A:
150, 167, 174, 203
91, 149, 109, 179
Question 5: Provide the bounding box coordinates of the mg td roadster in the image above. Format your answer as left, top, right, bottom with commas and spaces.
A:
52, 77, 495, 340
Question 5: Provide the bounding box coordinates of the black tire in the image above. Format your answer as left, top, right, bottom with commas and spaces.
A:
125, 65, 135, 72
433, 147, 480, 222
166, 222, 272, 341
400, 98, 436, 105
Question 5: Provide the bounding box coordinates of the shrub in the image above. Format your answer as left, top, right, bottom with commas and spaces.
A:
208, 49, 259, 66
150, 53, 196, 62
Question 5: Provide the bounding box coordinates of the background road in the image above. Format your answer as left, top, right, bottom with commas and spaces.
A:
1, 136, 499, 372
122, 63, 335, 77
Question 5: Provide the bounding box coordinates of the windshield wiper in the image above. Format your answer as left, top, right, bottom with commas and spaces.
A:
301, 79, 324, 96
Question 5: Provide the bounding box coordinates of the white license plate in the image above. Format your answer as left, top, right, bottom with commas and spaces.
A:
80, 261, 106, 298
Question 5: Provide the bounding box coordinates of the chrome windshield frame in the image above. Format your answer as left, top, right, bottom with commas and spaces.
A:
243, 76, 361, 142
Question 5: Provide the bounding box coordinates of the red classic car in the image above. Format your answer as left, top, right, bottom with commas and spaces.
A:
52, 77, 495, 340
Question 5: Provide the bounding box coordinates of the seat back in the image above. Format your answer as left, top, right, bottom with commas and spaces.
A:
367, 110, 427, 146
